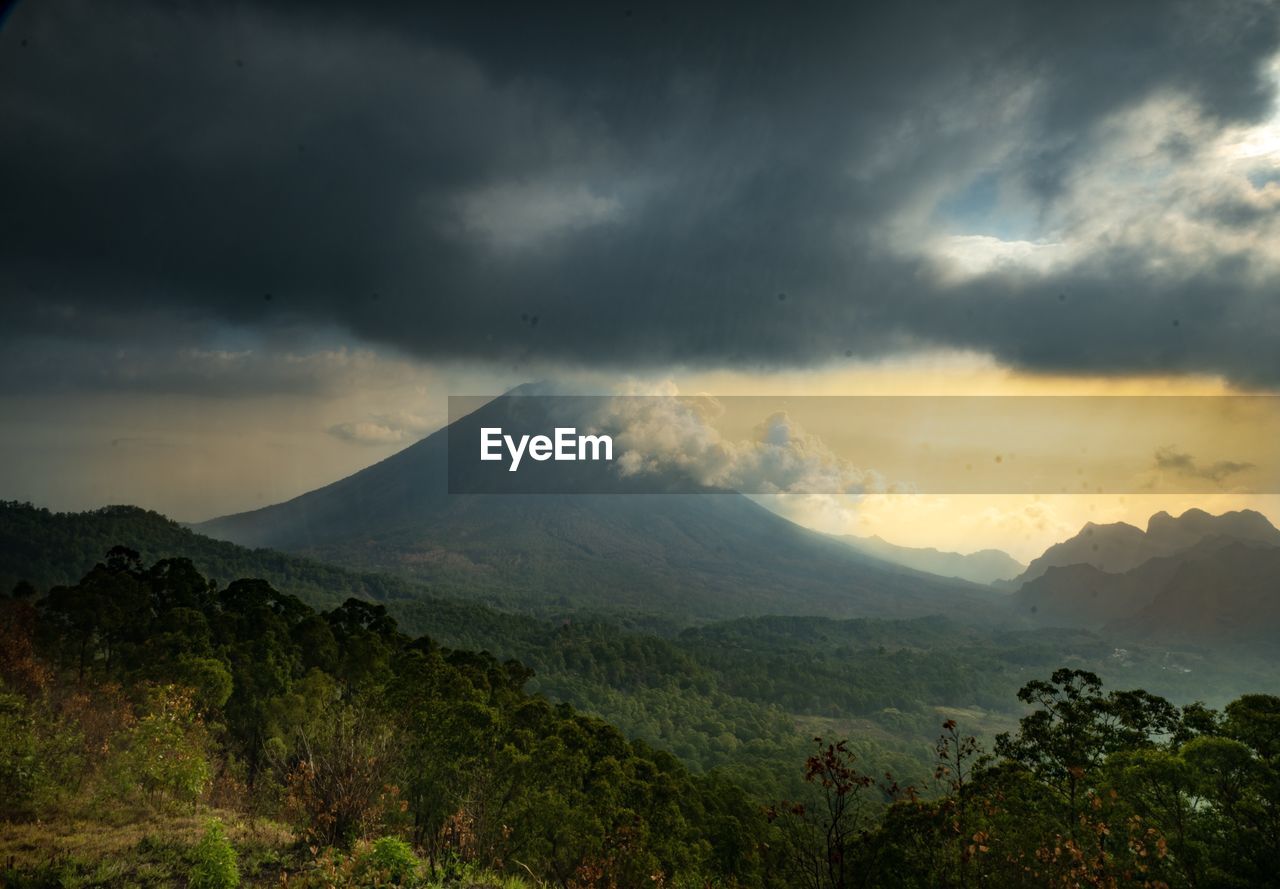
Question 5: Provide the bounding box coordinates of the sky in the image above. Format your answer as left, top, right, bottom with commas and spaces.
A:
2, 0, 1280, 560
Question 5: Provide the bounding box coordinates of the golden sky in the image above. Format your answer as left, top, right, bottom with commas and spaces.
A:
4, 349, 1274, 565
678, 355, 1280, 561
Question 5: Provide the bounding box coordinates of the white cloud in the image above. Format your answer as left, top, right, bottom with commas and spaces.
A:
919, 56, 1280, 285
590, 391, 891, 495
327, 409, 437, 446
931, 235, 1069, 281
327, 420, 408, 445
1219, 56, 1280, 161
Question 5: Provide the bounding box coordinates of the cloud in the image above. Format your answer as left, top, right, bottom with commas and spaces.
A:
587, 392, 893, 494
327, 410, 436, 446
455, 181, 623, 250
1153, 445, 1256, 484
0, 333, 427, 398
930, 236, 1069, 281
327, 420, 407, 446
1, 1, 1278, 387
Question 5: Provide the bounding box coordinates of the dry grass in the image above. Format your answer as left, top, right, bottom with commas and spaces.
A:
0, 809, 295, 887
0, 813, 537, 888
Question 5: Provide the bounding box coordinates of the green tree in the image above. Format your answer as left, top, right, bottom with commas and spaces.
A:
995, 669, 1179, 826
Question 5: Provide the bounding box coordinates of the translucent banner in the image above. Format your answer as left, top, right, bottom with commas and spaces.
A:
446, 395, 1280, 495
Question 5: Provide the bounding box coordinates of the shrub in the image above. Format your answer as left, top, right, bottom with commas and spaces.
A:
282, 701, 397, 846
358, 836, 419, 885
0, 689, 37, 820
189, 819, 240, 889
107, 685, 211, 811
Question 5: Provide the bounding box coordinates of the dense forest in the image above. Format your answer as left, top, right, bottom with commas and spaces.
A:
4, 547, 1280, 887
6, 501, 1278, 797
1, 548, 766, 887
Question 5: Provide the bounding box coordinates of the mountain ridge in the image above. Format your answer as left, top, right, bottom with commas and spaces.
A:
1010, 508, 1280, 587
834, 534, 1024, 585
1007, 508, 1280, 647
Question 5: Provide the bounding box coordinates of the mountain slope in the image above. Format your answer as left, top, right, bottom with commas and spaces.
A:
836, 534, 1024, 584
1106, 544, 1280, 648
197, 394, 997, 622
1009, 534, 1266, 629
1004, 507, 1280, 647
1011, 508, 1280, 586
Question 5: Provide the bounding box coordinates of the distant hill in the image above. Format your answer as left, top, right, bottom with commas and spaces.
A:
835, 534, 1024, 584
1107, 544, 1280, 648
196, 392, 998, 623
0, 498, 1034, 778
1011, 535, 1265, 628
0, 500, 434, 609
0, 498, 616, 660
1010, 508, 1280, 587
1008, 509, 1280, 648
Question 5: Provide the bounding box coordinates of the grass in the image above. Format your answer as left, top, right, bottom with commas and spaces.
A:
0, 812, 543, 888
0, 810, 294, 888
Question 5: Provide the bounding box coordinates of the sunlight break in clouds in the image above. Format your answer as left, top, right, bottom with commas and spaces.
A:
926, 53, 1280, 285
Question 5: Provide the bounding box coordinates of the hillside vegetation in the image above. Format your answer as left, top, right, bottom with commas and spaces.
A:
0, 502, 436, 610
5, 549, 1280, 887
6, 500, 1279, 793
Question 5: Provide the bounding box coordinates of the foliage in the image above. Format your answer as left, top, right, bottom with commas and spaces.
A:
6, 534, 1280, 888
10, 499, 1280, 798
281, 699, 402, 847
189, 819, 241, 889
8, 549, 768, 886
358, 836, 420, 885
767, 738, 880, 889
104, 684, 212, 811
0, 685, 38, 819
855, 674, 1280, 888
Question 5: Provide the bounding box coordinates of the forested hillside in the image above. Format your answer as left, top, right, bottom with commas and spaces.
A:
5, 551, 1280, 887
6, 501, 1279, 792
0, 549, 767, 886
0, 502, 436, 610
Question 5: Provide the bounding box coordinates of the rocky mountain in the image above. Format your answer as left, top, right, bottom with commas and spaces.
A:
1011, 508, 1280, 586
1009, 509, 1280, 646
1107, 544, 1280, 648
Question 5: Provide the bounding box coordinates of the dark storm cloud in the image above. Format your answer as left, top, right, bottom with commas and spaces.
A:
2, 0, 1279, 388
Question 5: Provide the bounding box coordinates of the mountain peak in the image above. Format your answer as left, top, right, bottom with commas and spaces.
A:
195, 394, 998, 622
1081, 520, 1142, 533
1015, 508, 1280, 587
1145, 508, 1279, 548
1146, 507, 1217, 532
